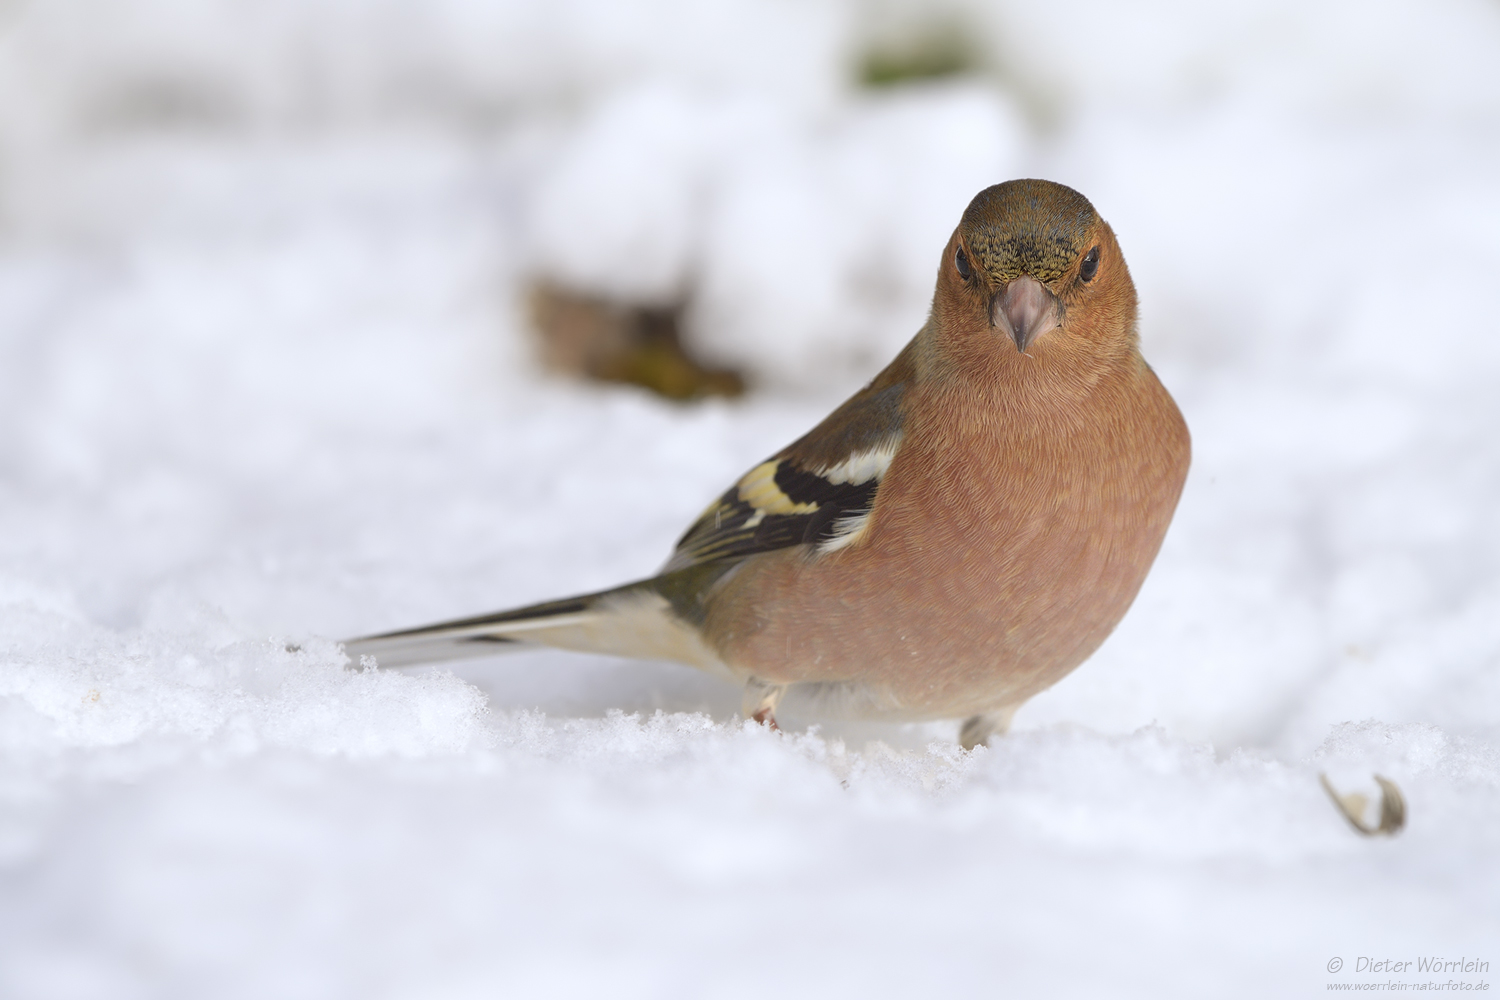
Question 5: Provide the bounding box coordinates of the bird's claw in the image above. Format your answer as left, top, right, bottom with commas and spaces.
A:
959, 705, 1020, 750
742, 677, 787, 732
751, 708, 780, 731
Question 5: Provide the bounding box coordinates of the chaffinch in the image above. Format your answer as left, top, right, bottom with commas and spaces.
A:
345, 179, 1191, 748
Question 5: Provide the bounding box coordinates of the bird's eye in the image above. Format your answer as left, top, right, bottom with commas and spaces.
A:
955, 247, 972, 280
1079, 246, 1100, 282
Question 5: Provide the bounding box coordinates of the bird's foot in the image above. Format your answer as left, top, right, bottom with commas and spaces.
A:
959, 705, 1021, 750
751, 708, 780, 731
742, 677, 787, 732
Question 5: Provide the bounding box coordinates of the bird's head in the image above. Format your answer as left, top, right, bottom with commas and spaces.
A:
934, 179, 1136, 363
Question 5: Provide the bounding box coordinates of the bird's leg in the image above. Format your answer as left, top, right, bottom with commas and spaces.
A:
959, 704, 1020, 750
742, 677, 787, 731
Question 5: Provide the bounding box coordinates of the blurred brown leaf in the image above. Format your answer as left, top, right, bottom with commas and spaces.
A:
529, 283, 745, 401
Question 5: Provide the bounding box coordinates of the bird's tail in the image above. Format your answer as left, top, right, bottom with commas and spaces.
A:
340, 565, 732, 673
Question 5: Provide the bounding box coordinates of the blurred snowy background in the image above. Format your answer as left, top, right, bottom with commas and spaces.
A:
2, 0, 1499, 996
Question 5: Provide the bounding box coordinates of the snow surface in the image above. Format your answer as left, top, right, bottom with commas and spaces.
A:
2, 1, 1499, 997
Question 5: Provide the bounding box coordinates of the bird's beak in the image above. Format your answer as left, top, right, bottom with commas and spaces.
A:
990, 276, 1062, 353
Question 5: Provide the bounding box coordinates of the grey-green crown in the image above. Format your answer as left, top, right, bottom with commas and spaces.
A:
960, 180, 1099, 285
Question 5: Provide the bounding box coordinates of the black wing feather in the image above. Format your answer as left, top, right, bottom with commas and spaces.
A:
662, 376, 907, 573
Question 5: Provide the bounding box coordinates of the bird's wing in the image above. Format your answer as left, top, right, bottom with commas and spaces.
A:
342, 343, 915, 671
662, 343, 913, 573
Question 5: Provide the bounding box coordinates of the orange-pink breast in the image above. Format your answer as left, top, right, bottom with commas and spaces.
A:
703, 361, 1190, 720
